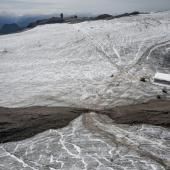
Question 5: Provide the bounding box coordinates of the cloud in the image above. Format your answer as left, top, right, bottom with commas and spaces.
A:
0, 0, 170, 16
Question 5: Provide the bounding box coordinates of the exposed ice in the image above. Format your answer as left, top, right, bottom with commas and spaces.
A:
0, 11, 170, 109
0, 113, 169, 170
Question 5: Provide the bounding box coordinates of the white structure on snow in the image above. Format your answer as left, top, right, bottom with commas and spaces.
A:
154, 72, 170, 86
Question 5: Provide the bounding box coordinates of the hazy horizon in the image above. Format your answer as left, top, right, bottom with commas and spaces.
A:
0, 0, 170, 16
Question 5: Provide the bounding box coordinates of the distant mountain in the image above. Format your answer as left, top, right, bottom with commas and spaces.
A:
27, 11, 141, 29
0, 15, 17, 27
17, 15, 53, 28
0, 14, 53, 28
0, 11, 142, 35
27, 17, 64, 28
0, 23, 21, 35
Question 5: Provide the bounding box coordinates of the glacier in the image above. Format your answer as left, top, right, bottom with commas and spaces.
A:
0, 11, 170, 109
0, 11, 170, 170
0, 113, 170, 170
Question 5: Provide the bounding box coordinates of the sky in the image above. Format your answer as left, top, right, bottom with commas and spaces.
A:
0, 0, 170, 16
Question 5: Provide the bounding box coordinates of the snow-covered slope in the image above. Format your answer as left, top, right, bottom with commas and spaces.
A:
0, 12, 170, 170
0, 11, 170, 108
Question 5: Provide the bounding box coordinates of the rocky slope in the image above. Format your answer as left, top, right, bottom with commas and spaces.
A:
0, 100, 169, 143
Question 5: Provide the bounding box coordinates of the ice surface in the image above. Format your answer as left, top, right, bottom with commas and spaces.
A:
0, 113, 169, 170
0, 12, 170, 109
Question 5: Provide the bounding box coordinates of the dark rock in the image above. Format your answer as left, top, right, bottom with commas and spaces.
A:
110, 158, 114, 162
95, 14, 113, 20
1, 100, 170, 143
162, 88, 168, 94
0, 107, 90, 143
60, 13, 64, 19
95, 11, 141, 21
130, 11, 140, 15
114, 11, 140, 18
157, 95, 161, 99
100, 99, 170, 127
140, 77, 146, 82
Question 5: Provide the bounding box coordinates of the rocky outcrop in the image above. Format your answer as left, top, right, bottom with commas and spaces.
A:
0, 100, 170, 143
101, 99, 170, 127
0, 107, 90, 143
26, 11, 142, 29
95, 14, 113, 20
95, 11, 141, 20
